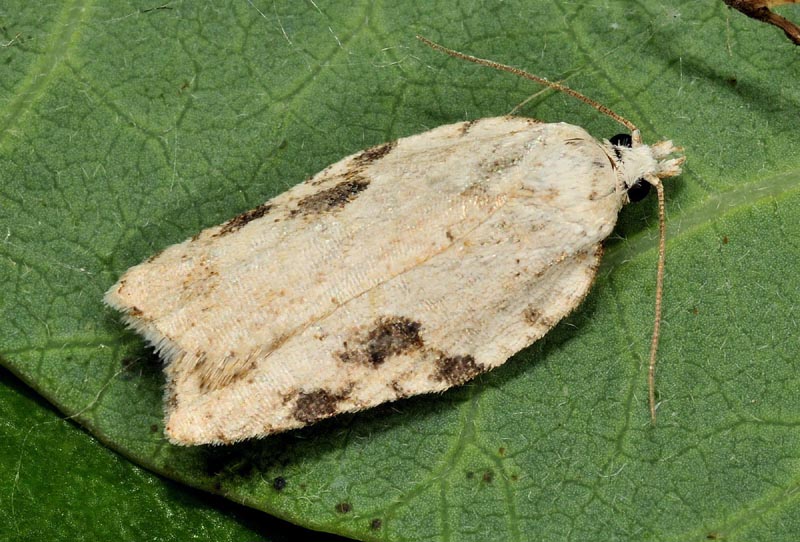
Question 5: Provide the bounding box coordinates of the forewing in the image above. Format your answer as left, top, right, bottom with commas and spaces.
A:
105, 118, 624, 444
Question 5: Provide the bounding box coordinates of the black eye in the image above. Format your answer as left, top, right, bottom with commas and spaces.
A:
627, 179, 651, 202
609, 133, 632, 148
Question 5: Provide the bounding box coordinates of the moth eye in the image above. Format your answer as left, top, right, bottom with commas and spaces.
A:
626, 178, 651, 202
609, 133, 633, 148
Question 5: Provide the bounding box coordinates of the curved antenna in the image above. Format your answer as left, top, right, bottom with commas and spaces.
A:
416, 35, 637, 133
648, 181, 667, 423
419, 35, 672, 425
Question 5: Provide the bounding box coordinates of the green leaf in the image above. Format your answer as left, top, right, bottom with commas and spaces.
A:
2, 1, 799, 541
0, 367, 341, 541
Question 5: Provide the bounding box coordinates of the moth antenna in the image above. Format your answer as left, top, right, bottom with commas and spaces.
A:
649, 180, 667, 424
416, 35, 638, 133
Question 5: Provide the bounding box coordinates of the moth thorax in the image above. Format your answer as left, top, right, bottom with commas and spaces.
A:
613, 144, 659, 192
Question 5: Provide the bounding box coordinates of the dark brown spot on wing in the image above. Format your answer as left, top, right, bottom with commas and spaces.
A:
337, 316, 424, 366
294, 177, 370, 216
459, 119, 479, 135
523, 307, 542, 325
145, 247, 166, 263
215, 203, 273, 236
165, 384, 179, 410
353, 141, 396, 165
292, 388, 348, 424
433, 353, 485, 385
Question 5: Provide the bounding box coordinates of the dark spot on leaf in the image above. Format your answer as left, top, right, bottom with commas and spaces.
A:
482, 471, 493, 483
337, 316, 424, 366
370, 518, 382, 530
150, 424, 158, 433
272, 476, 287, 491
353, 141, 395, 165
722, 235, 729, 244
292, 388, 347, 424
433, 353, 484, 385
335, 502, 352, 514
216, 203, 273, 236
466, 471, 475, 479
294, 177, 370, 215
498, 447, 506, 456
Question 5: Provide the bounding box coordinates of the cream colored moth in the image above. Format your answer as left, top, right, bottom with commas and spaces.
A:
105, 37, 684, 445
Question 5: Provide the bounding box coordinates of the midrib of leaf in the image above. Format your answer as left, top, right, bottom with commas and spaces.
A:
604, 166, 800, 268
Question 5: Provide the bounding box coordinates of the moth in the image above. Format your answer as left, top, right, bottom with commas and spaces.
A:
105, 37, 684, 445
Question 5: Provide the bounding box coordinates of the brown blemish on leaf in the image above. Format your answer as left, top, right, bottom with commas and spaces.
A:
370, 518, 383, 530
482, 470, 493, 483
216, 203, 273, 236
294, 177, 370, 216
353, 141, 396, 165
723, 0, 800, 46
335, 502, 352, 514
292, 388, 348, 424
433, 353, 485, 385
337, 316, 424, 366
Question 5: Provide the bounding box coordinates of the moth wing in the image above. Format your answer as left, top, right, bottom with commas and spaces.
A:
105, 118, 624, 445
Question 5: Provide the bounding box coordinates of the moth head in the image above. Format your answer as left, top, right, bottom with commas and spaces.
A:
608, 132, 685, 204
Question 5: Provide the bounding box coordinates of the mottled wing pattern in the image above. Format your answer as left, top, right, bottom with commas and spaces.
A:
105, 117, 625, 444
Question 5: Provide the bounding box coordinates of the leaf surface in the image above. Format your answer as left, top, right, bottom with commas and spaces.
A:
2, 1, 799, 540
